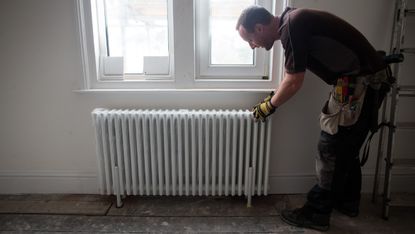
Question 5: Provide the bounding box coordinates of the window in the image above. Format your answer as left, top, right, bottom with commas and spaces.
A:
103, 0, 170, 75
195, 0, 272, 78
94, 0, 172, 79
76, 0, 285, 90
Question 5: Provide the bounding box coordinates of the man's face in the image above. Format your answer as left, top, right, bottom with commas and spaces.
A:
238, 24, 274, 51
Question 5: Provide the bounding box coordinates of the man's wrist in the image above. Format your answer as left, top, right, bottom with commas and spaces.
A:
269, 99, 277, 109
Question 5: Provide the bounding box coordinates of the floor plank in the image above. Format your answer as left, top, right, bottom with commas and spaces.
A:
0, 194, 413, 233
107, 195, 285, 217
0, 195, 112, 215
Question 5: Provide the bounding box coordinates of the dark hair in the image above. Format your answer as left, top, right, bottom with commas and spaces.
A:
236, 5, 273, 33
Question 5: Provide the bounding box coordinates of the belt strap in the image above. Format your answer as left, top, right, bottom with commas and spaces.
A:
360, 122, 395, 166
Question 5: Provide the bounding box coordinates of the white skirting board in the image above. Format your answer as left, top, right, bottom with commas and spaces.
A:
0, 170, 414, 194
0, 170, 98, 194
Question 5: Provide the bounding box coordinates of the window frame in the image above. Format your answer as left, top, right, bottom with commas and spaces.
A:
96, 0, 174, 80
75, 0, 286, 90
195, 0, 272, 80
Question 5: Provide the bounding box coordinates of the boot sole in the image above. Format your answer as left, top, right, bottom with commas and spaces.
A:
280, 214, 329, 232
334, 207, 359, 217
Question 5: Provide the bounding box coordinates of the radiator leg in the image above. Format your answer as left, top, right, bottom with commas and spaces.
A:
114, 166, 123, 208
247, 167, 253, 208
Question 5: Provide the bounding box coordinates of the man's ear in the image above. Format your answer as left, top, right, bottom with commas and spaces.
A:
254, 24, 263, 33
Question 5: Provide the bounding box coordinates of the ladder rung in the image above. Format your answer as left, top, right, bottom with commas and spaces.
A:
401, 48, 415, 54
393, 158, 415, 169
398, 85, 415, 97
406, 9, 415, 16
389, 200, 415, 207
399, 93, 415, 97
387, 193, 415, 208
399, 85, 415, 92
396, 122, 415, 129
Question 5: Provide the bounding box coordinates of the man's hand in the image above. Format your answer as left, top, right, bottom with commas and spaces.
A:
252, 91, 276, 122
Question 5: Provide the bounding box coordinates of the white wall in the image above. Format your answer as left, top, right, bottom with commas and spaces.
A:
0, 0, 413, 194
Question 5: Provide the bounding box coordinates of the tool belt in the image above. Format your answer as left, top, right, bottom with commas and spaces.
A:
319, 69, 389, 135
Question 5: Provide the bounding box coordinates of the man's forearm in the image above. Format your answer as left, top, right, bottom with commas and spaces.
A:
270, 72, 305, 107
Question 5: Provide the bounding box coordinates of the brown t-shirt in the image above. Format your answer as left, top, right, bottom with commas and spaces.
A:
279, 7, 386, 85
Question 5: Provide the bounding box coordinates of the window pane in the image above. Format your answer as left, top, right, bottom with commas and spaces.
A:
104, 0, 169, 74
210, 0, 254, 65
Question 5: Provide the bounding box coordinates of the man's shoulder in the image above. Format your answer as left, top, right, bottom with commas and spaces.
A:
279, 8, 311, 39
285, 8, 322, 24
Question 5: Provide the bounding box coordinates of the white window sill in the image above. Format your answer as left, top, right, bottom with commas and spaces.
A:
73, 88, 274, 93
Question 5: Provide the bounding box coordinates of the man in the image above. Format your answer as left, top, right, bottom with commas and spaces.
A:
236, 6, 390, 231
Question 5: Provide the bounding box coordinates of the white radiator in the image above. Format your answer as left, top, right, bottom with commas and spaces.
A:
92, 108, 272, 207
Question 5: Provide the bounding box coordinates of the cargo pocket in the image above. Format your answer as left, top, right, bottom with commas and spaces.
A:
319, 93, 342, 135
339, 87, 367, 127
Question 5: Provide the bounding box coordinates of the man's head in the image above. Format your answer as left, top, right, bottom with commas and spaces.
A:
236, 5, 278, 50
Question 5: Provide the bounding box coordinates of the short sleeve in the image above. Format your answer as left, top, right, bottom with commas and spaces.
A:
280, 16, 309, 74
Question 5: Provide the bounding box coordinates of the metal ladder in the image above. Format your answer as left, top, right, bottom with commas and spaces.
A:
372, 0, 415, 219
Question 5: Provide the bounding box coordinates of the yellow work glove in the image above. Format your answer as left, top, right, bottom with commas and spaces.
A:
252, 91, 277, 122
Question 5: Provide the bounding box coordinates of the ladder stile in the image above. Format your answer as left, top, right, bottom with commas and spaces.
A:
373, 88, 389, 203
373, 0, 415, 219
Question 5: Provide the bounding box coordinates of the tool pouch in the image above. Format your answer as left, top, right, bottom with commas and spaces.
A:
319, 89, 367, 135
319, 94, 342, 135
319, 76, 367, 135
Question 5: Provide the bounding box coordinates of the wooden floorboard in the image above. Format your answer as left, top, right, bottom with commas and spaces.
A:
0, 194, 414, 233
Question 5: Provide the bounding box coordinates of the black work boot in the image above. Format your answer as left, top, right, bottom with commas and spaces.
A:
334, 201, 359, 217
281, 207, 330, 232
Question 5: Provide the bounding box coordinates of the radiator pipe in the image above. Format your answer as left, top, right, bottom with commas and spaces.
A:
114, 166, 123, 208
247, 167, 253, 208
